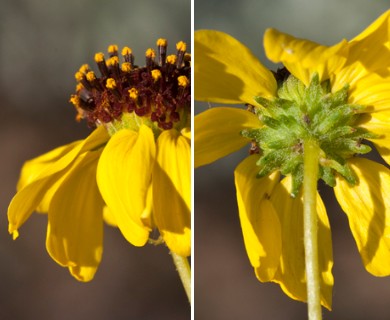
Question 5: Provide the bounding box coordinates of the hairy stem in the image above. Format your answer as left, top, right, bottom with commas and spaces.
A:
303, 139, 322, 320
171, 251, 191, 304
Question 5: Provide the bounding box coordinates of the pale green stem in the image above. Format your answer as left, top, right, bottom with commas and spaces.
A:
171, 251, 191, 304
303, 139, 322, 320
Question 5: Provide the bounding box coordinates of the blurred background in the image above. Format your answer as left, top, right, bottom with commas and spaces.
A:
195, 1, 390, 319
0, 0, 190, 319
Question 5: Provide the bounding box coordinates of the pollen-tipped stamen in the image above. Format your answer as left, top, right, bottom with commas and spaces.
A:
94, 52, 109, 78
145, 48, 156, 69
176, 41, 186, 69
107, 44, 118, 57
157, 38, 168, 67
71, 39, 190, 131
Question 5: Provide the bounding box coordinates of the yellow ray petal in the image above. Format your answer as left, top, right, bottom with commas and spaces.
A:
17, 141, 80, 191
46, 150, 104, 282
18, 141, 80, 214
351, 10, 390, 42
103, 203, 151, 229
153, 129, 191, 257
96, 126, 153, 247
68, 265, 100, 282
264, 28, 348, 86
270, 176, 333, 310
8, 126, 109, 238
347, 73, 390, 113
35, 174, 68, 214
332, 11, 390, 90
181, 127, 191, 140
360, 112, 390, 165
330, 61, 368, 93
348, 10, 390, 77
234, 155, 281, 281
195, 30, 276, 105
141, 183, 154, 229
334, 158, 390, 276
195, 107, 259, 168
103, 206, 117, 227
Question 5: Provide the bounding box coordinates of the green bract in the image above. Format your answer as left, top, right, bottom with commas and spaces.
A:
241, 72, 376, 197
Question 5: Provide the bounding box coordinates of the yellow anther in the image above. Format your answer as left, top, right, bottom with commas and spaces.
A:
178, 75, 189, 87
176, 41, 186, 52
107, 56, 119, 66
106, 78, 117, 90
121, 46, 132, 56
151, 69, 162, 81
79, 64, 90, 74
108, 44, 118, 54
75, 71, 84, 81
184, 53, 191, 62
70, 95, 85, 122
121, 62, 132, 72
146, 48, 156, 58
69, 95, 80, 106
157, 38, 167, 47
129, 88, 139, 100
94, 52, 105, 63
166, 54, 177, 64
75, 113, 83, 122
76, 83, 84, 92
86, 71, 96, 82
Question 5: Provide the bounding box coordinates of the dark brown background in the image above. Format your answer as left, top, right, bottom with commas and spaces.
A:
0, 0, 190, 319
195, 1, 390, 319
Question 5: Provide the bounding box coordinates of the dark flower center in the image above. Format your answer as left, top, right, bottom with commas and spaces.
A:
70, 39, 191, 130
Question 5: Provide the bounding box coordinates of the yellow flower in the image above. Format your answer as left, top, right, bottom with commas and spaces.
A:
195, 10, 390, 310
9, 39, 191, 282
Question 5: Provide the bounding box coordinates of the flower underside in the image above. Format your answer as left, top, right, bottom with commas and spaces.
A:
70, 40, 191, 132
242, 68, 375, 197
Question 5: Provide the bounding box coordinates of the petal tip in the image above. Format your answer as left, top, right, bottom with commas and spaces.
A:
12, 230, 19, 240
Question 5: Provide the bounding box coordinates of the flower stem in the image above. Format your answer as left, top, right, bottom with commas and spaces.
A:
171, 251, 191, 304
303, 139, 322, 320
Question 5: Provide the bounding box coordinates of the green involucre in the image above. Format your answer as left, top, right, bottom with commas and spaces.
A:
241, 73, 376, 197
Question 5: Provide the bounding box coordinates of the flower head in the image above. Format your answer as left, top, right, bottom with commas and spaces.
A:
9, 39, 191, 281
195, 10, 390, 309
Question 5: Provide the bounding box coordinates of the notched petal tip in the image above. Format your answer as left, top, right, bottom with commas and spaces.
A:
7, 127, 109, 239
45, 151, 104, 282
11, 229, 19, 240
69, 265, 98, 282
